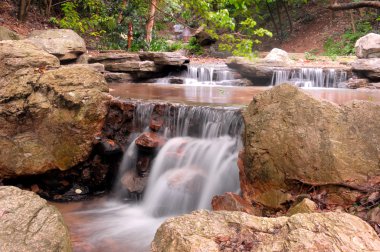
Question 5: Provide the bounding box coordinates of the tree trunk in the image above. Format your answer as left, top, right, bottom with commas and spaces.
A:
146, 0, 158, 43
328, 1, 380, 11
118, 0, 128, 24
282, 0, 292, 35
128, 22, 133, 50
275, 0, 283, 41
18, 0, 31, 21
265, 0, 279, 38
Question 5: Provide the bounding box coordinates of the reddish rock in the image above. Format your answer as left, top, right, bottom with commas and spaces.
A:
149, 117, 164, 132
135, 132, 166, 149
211, 192, 260, 215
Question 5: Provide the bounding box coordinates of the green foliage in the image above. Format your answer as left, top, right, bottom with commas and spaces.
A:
304, 49, 318, 61
57, 0, 116, 37
185, 37, 204, 55
324, 21, 373, 56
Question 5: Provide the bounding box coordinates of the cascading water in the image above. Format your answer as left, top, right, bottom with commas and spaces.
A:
185, 65, 234, 84
271, 68, 347, 88
72, 102, 243, 251
155, 64, 238, 86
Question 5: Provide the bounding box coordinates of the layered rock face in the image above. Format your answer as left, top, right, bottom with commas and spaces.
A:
352, 33, 380, 86
0, 186, 72, 252
242, 84, 380, 210
0, 40, 110, 178
152, 210, 380, 252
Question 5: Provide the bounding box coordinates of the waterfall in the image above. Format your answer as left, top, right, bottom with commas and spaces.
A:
186, 65, 234, 84
142, 136, 239, 217
73, 102, 244, 251
271, 68, 347, 88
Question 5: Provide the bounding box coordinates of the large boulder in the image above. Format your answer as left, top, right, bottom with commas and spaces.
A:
27, 29, 86, 62
0, 41, 110, 178
242, 84, 380, 209
152, 210, 380, 252
0, 26, 22, 40
352, 58, 380, 81
0, 186, 71, 252
355, 33, 380, 59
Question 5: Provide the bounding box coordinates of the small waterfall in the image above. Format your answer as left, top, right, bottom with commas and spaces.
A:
142, 136, 240, 217
186, 65, 234, 84
74, 102, 244, 251
271, 68, 347, 88
162, 105, 243, 138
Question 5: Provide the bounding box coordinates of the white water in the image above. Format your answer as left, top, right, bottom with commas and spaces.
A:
156, 64, 237, 86
271, 68, 347, 88
72, 103, 243, 251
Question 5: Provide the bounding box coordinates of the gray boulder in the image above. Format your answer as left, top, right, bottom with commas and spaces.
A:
27, 29, 86, 61
0, 186, 72, 252
355, 33, 380, 59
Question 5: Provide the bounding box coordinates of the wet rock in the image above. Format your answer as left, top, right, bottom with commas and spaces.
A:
262, 48, 293, 66
352, 58, 380, 81
211, 192, 260, 215
287, 198, 318, 216
105, 61, 157, 72
27, 29, 86, 62
152, 210, 380, 252
355, 33, 380, 59
345, 77, 370, 89
121, 170, 148, 194
0, 26, 22, 40
95, 138, 122, 156
139, 52, 189, 66
168, 77, 185, 84
0, 61, 110, 177
242, 84, 380, 209
88, 52, 140, 64
0, 186, 71, 252
135, 132, 166, 149
150, 117, 164, 131
104, 72, 134, 83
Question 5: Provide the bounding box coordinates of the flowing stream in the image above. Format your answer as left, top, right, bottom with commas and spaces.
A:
59, 102, 243, 252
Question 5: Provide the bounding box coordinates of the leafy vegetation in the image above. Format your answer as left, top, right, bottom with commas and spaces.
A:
14, 0, 380, 57
324, 21, 373, 57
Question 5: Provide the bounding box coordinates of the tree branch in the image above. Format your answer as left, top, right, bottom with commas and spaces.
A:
328, 1, 380, 11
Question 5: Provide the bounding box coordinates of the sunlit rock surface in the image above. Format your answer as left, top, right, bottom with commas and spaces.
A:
0, 186, 71, 252
242, 84, 380, 209
0, 40, 110, 178
152, 210, 380, 252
